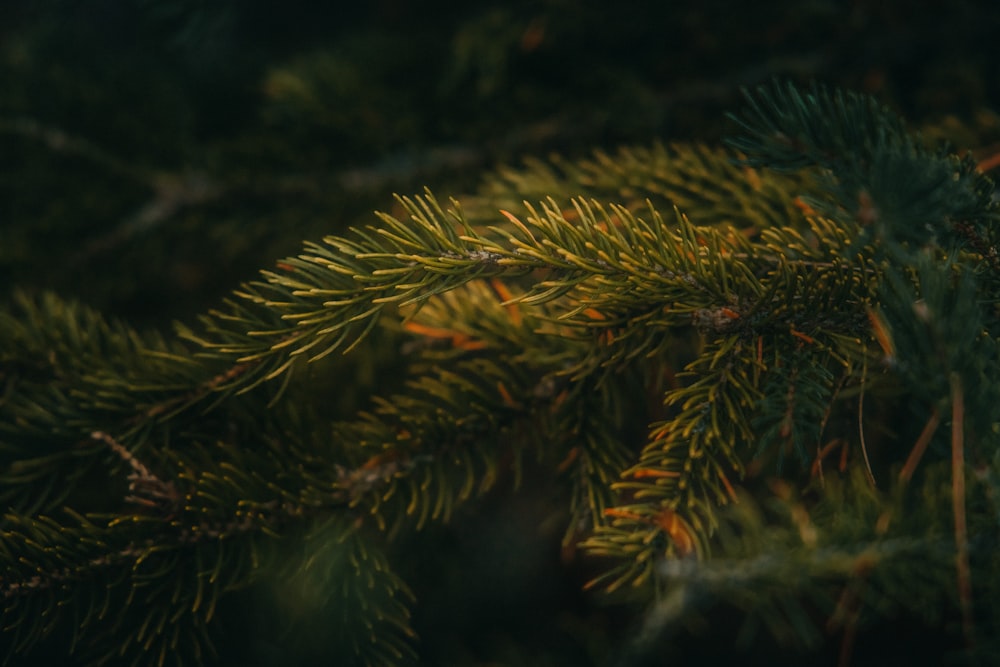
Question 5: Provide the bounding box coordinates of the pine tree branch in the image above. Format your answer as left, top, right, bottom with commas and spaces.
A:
4, 80, 1000, 664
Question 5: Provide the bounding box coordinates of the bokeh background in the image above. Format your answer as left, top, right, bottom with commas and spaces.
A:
4, 0, 999, 327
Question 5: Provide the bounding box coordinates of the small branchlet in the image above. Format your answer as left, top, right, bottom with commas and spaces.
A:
91, 430, 180, 513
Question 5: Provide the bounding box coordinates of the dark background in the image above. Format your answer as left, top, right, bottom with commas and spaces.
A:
2, 1, 1000, 665
4, 0, 999, 328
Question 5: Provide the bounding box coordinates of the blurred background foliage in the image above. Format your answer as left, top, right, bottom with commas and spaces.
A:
2, 1, 1000, 665
4, 0, 1000, 328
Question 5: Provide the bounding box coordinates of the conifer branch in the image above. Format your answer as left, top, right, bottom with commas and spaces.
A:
3, 80, 999, 664
91, 431, 180, 512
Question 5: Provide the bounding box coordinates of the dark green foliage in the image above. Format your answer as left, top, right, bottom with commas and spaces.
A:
753, 350, 836, 471
727, 80, 1000, 253
2, 79, 1000, 666
267, 520, 417, 665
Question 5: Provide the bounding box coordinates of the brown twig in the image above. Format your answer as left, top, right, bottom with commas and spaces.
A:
975, 144, 1000, 173
898, 406, 941, 485
857, 359, 877, 488
828, 558, 874, 667
950, 372, 974, 649
91, 431, 180, 511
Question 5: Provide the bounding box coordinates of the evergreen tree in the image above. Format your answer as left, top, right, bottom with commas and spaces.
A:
3, 79, 999, 665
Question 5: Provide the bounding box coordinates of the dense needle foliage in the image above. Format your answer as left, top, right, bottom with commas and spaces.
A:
2, 78, 1000, 665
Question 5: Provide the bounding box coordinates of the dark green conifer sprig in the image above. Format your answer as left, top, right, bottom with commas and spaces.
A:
726, 80, 915, 171
0, 292, 205, 517
628, 467, 963, 656
726, 79, 1000, 256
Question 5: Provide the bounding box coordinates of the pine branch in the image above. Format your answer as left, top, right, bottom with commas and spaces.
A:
624, 469, 964, 661
3, 80, 999, 665
727, 80, 1000, 257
